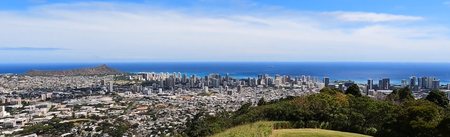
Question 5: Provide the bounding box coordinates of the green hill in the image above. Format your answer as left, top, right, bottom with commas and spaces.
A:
271, 129, 371, 137
212, 121, 273, 137
212, 121, 371, 137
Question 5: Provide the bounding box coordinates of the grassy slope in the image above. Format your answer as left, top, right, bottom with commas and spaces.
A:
271, 129, 372, 137
212, 121, 371, 137
211, 121, 273, 137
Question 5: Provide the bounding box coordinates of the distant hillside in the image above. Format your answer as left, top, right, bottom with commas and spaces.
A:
26, 64, 122, 76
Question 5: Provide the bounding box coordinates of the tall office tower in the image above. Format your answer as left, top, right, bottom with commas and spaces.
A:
213, 78, 220, 88
142, 73, 148, 81
237, 85, 242, 93
378, 80, 383, 90
182, 74, 187, 84
159, 78, 164, 88
419, 77, 428, 89
431, 79, 440, 89
323, 77, 330, 87
447, 84, 450, 90
418, 78, 422, 89
267, 77, 274, 86
367, 79, 373, 90
427, 77, 436, 89
380, 78, 390, 90
410, 76, 417, 90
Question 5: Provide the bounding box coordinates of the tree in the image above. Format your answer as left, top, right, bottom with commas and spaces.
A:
398, 87, 414, 101
437, 115, 450, 137
386, 87, 414, 103
426, 90, 449, 108
348, 96, 398, 136
257, 97, 267, 106
382, 100, 444, 137
320, 87, 341, 94
345, 84, 362, 97
236, 102, 252, 115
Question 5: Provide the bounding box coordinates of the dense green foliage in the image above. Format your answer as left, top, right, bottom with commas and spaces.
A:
97, 118, 130, 137
378, 100, 444, 137
184, 87, 450, 137
346, 84, 362, 97
426, 90, 449, 108
17, 118, 74, 136
386, 87, 414, 103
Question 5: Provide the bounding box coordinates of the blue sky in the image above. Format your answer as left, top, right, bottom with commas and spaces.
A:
1, 0, 450, 63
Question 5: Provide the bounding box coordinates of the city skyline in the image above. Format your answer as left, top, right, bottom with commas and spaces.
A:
1, 1, 450, 137
1, 0, 450, 63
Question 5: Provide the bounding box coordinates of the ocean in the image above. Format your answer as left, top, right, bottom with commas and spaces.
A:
1, 62, 450, 84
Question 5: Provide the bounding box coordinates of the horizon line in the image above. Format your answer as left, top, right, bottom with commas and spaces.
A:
2, 61, 450, 64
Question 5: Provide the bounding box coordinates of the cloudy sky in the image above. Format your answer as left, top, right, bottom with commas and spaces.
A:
1, 0, 450, 63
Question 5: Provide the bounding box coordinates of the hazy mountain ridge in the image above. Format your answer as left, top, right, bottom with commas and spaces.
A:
26, 64, 122, 76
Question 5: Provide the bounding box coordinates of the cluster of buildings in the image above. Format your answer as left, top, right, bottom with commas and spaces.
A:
129, 73, 323, 91
324, 76, 450, 100
3, 71, 448, 136
0, 73, 323, 136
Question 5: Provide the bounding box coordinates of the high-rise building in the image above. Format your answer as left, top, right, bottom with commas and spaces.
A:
432, 79, 440, 89
323, 77, 330, 87
419, 77, 437, 89
378, 80, 383, 90
367, 79, 373, 90
237, 85, 242, 93
418, 77, 423, 89
410, 76, 417, 91
379, 78, 390, 90
428, 77, 436, 89
420, 77, 427, 89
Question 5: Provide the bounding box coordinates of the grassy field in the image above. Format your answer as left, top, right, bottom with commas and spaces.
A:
212, 121, 371, 137
211, 121, 273, 137
271, 129, 372, 137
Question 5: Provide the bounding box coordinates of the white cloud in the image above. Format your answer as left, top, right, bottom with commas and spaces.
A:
327, 11, 423, 23
0, 2, 449, 62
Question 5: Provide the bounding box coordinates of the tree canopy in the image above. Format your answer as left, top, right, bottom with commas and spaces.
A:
426, 90, 449, 108
386, 87, 414, 103
345, 84, 362, 97
185, 87, 450, 137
